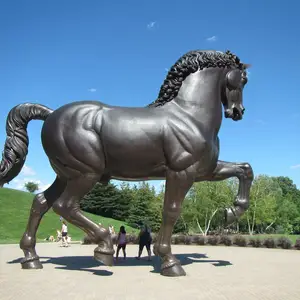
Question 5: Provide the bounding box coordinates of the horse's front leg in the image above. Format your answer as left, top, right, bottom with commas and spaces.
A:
198, 160, 254, 225
154, 169, 194, 277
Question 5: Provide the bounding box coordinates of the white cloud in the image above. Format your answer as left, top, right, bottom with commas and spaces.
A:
9, 177, 51, 193
147, 21, 157, 30
38, 183, 51, 192
3, 164, 52, 193
87, 88, 97, 92
290, 164, 300, 169
206, 35, 217, 42
11, 177, 38, 190
21, 165, 36, 176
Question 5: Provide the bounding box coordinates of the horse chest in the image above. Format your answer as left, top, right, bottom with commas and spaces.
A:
164, 131, 218, 172
194, 140, 219, 175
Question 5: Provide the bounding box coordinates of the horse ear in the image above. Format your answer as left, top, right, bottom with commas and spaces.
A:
243, 63, 252, 69
226, 69, 242, 90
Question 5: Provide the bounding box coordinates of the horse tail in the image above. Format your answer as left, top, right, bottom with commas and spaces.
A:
0, 103, 53, 187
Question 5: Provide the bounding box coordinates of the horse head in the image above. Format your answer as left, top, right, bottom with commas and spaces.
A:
148, 50, 251, 125
221, 63, 251, 121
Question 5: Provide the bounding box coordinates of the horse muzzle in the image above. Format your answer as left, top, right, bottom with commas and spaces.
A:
224, 106, 244, 121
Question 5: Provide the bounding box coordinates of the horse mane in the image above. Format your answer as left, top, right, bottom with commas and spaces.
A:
147, 50, 244, 108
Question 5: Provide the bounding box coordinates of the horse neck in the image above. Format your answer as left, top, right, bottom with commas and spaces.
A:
173, 68, 223, 134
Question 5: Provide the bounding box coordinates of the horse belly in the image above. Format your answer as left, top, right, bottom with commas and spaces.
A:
101, 123, 166, 178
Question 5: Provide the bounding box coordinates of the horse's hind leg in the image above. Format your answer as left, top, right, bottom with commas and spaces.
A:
52, 175, 115, 266
20, 177, 66, 269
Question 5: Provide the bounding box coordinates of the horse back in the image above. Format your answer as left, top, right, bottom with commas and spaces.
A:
97, 106, 167, 176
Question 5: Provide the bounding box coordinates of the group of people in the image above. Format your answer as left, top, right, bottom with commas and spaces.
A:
57, 218, 153, 260
115, 224, 152, 262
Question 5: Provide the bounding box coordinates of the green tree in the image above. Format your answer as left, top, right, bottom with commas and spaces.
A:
275, 195, 299, 233
183, 180, 234, 235
151, 191, 163, 233
24, 181, 39, 193
80, 182, 121, 218
244, 175, 282, 235
272, 176, 299, 200
112, 182, 133, 221
127, 182, 160, 231
272, 176, 300, 233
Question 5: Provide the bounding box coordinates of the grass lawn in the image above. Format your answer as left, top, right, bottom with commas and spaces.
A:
0, 187, 137, 244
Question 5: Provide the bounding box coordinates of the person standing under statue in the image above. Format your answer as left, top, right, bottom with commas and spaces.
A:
115, 226, 127, 262
136, 224, 152, 261
61, 220, 69, 247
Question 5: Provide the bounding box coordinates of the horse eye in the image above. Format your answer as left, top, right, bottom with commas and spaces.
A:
241, 77, 248, 85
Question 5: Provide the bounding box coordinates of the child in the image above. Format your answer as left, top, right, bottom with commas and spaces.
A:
56, 229, 62, 242
116, 226, 127, 262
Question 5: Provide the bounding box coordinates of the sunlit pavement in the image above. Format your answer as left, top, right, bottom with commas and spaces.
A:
1, 243, 300, 300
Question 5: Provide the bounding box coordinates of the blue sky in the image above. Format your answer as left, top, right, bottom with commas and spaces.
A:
0, 0, 300, 192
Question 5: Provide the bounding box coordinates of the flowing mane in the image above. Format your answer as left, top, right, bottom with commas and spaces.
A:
148, 50, 244, 107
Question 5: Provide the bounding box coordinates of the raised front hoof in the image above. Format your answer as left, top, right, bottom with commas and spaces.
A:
21, 258, 43, 270
161, 264, 186, 277
94, 251, 114, 266
224, 207, 237, 226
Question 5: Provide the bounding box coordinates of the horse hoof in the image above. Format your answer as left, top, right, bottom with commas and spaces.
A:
153, 245, 159, 257
94, 251, 114, 266
21, 258, 43, 270
161, 263, 186, 277
224, 207, 237, 225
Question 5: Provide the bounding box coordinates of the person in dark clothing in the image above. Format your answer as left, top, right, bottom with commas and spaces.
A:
136, 224, 152, 261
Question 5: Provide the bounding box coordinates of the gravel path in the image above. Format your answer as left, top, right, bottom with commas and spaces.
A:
1, 243, 300, 300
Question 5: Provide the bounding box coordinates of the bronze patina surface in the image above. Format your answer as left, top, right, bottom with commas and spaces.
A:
0, 50, 253, 276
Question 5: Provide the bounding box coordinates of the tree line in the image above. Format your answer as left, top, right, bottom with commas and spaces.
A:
79, 175, 300, 236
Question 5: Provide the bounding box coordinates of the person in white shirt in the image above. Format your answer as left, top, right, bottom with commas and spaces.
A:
61, 220, 69, 247
115, 226, 127, 262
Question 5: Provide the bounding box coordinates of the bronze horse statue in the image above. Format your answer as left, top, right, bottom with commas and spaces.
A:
0, 50, 253, 277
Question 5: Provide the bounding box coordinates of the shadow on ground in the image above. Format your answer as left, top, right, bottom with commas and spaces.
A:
7, 253, 232, 276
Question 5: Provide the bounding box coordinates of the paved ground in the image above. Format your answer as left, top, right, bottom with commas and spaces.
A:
1, 243, 300, 300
